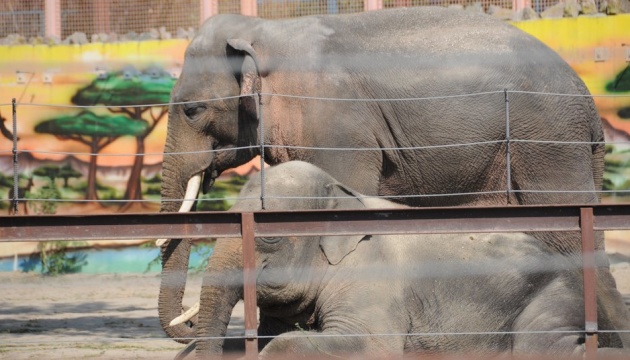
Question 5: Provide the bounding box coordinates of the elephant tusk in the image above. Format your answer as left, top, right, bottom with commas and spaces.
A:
170, 302, 200, 326
156, 174, 203, 246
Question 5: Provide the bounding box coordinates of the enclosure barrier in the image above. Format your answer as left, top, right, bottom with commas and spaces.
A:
1, 0, 536, 39
2, 90, 630, 210
1, 89, 630, 356
2, 203, 630, 357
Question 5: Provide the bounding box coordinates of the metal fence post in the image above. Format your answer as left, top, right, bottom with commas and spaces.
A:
12, 98, 18, 215
580, 207, 598, 357
241, 212, 258, 358
504, 89, 512, 205
258, 92, 266, 210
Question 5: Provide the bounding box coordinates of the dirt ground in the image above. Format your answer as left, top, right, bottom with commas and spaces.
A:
0, 273, 245, 359
2, 248, 630, 359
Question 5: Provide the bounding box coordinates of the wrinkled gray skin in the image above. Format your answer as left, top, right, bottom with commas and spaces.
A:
195, 161, 627, 358
158, 7, 627, 343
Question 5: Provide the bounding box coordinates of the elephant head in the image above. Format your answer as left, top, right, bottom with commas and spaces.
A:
193, 161, 382, 355
158, 18, 266, 341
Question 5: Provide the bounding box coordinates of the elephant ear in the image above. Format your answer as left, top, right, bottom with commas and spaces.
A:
226, 38, 260, 119
320, 183, 369, 265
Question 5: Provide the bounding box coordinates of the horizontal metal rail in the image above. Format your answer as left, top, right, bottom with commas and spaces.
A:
1, 203, 629, 242
1, 203, 629, 358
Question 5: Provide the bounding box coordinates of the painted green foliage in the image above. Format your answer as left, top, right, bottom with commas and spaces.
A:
603, 65, 630, 196
606, 65, 630, 93
59, 164, 82, 188
71, 66, 175, 106
606, 65, 630, 120
36, 110, 148, 136
36, 110, 148, 201
71, 66, 175, 209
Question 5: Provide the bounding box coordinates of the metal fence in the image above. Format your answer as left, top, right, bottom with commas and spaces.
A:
0, 0, 45, 39
0, 0, 562, 39
60, 0, 201, 39
2, 90, 630, 212
1, 91, 630, 357
2, 203, 629, 357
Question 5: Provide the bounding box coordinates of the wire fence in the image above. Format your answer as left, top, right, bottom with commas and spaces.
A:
0, 0, 573, 40
1, 90, 630, 211
1, 86, 629, 356
1, 203, 627, 357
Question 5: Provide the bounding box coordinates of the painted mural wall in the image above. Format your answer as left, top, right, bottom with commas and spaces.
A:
513, 16, 630, 198
0, 14, 629, 261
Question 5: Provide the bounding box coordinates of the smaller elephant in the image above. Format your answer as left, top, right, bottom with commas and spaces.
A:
191, 161, 626, 358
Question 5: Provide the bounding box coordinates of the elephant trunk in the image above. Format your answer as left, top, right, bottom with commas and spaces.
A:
158, 137, 206, 342
159, 238, 195, 343
196, 238, 244, 356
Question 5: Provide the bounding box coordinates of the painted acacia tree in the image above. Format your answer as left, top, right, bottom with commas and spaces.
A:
71, 66, 176, 210
33, 164, 60, 187
35, 110, 148, 202
59, 163, 83, 188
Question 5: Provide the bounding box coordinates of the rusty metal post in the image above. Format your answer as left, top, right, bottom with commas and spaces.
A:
580, 207, 598, 358
241, 212, 258, 358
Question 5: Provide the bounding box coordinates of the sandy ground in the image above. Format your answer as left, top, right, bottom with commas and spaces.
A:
2, 248, 630, 359
0, 273, 245, 359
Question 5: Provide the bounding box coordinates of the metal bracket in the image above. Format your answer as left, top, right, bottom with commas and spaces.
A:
42, 72, 53, 84
585, 321, 598, 335
16, 72, 28, 84
594, 48, 609, 62
244, 329, 258, 339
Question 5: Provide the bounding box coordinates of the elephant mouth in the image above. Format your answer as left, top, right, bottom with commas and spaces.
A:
201, 164, 218, 194
155, 166, 217, 247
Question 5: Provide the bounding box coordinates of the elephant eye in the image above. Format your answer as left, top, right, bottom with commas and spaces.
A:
259, 237, 281, 244
183, 103, 206, 119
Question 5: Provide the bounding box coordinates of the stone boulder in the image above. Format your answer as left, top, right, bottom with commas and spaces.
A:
488, 5, 514, 20
541, 2, 565, 18
564, 0, 582, 17
514, 7, 539, 20
606, 0, 630, 13
580, 0, 599, 14
465, 2, 484, 13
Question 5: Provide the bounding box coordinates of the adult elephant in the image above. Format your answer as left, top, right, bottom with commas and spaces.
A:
157, 7, 624, 342
194, 161, 628, 357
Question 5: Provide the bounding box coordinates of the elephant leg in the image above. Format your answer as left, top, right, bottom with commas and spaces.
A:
258, 314, 298, 351
259, 330, 361, 359
512, 276, 586, 355
218, 314, 294, 354
595, 267, 630, 348
259, 330, 404, 359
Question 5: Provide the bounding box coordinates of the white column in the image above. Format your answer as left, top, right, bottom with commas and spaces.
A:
200, 0, 219, 24
241, 0, 258, 17
364, 0, 383, 12
44, 0, 61, 38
